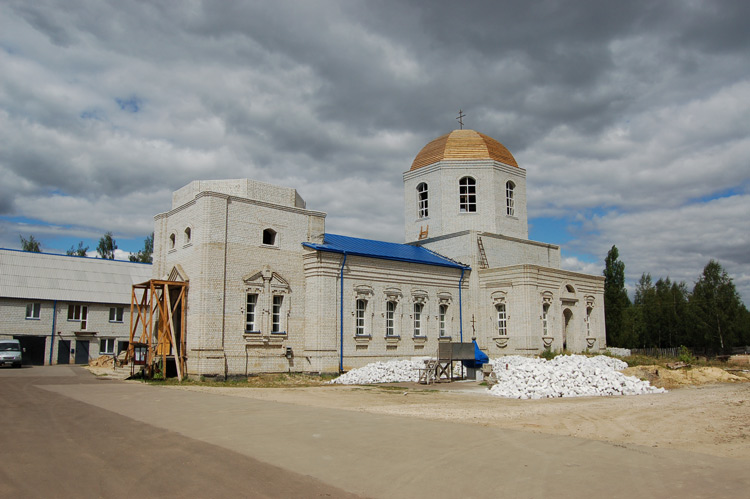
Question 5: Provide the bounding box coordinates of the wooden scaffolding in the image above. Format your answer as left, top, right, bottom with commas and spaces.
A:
127, 280, 188, 381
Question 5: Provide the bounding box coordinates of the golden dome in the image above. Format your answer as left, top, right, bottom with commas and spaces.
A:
410, 129, 518, 171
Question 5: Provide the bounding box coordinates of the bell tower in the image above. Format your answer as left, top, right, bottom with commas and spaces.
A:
403, 129, 528, 243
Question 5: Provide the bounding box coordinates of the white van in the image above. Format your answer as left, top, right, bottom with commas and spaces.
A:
0, 339, 24, 368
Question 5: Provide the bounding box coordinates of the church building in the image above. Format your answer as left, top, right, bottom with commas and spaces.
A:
152, 129, 606, 377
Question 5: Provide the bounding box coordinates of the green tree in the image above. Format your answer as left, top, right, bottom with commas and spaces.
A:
633, 273, 655, 347
96, 232, 118, 259
66, 241, 89, 256
603, 245, 631, 347
689, 260, 745, 353
129, 233, 153, 263
19, 234, 41, 252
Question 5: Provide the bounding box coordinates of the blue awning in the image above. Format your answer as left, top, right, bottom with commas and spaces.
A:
302, 233, 469, 270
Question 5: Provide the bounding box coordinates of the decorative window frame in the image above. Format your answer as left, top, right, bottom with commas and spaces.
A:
242, 267, 291, 339
437, 292, 453, 306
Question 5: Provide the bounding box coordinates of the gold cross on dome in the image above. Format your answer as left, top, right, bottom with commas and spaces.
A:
456, 109, 466, 129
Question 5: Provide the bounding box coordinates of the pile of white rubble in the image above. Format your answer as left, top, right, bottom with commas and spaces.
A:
331, 355, 666, 399
330, 359, 423, 385
487, 355, 666, 399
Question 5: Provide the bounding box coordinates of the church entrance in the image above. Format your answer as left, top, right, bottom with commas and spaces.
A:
562, 308, 573, 351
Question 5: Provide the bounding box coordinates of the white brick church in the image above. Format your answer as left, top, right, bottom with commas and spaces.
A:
153, 129, 606, 377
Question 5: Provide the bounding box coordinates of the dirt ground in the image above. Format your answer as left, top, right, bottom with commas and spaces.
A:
158, 365, 750, 461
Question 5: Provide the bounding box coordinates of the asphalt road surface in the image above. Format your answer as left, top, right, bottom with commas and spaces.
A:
0, 366, 360, 498
2, 365, 749, 498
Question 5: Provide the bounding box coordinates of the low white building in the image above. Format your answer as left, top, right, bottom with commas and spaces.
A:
153, 129, 606, 377
0, 250, 152, 365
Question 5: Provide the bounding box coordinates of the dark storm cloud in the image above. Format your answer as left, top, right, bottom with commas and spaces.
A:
1, 0, 749, 300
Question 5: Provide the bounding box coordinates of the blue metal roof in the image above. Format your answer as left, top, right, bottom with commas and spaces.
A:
302, 233, 469, 270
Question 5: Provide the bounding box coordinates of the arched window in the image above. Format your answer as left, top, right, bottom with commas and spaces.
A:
262, 228, 277, 246
169, 233, 176, 249
184, 227, 192, 244
413, 303, 423, 337
506, 181, 515, 216
542, 303, 550, 336
586, 306, 592, 336
355, 299, 367, 336
386, 301, 397, 337
439, 304, 448, 337
459, 177, 476, 213
496, 304, 507, 336
417, 182, 429, 218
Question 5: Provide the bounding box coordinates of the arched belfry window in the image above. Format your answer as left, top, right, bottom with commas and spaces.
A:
184, 227, 192, 244
262, 228, 277, 246
417, 182, 428, 218
506, 181, 515, 216
169, 233, 176, 249
459, 177, 476, 213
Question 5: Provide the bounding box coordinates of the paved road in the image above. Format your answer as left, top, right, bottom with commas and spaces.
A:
0, 366, 360, 498
2, 366, 749, 498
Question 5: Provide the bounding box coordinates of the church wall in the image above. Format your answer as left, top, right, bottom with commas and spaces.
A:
303, 252, 469, 371
479, 232, 561, 268
154, 188, 326, 377
476, 265, 605, 357
492, 165, 528, 239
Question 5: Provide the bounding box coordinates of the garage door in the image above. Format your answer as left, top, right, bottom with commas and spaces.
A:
14, 336, 47, 365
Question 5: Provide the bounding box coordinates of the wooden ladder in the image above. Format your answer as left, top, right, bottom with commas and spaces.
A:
477, 236, 489, 269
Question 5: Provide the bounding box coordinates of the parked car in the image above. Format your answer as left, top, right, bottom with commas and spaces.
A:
0, 339, 24, 368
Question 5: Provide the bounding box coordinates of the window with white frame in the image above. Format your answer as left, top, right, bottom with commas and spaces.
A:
246, 294, 258, 332
272, 295, 283, 333
67, 304, 88, 330
355, 299, 367, 336
542, 303, 550, 335
439, 304, 448, 337
497, 303, 507, 335
459, 177, 477, 213
25, 302, 41, 320
506, 181, 515, 216
100, 338, 115, 355
109, 307, 124, 323
417, 182, 429, 218
386, 301, 397, 337
413, 303, 423, 337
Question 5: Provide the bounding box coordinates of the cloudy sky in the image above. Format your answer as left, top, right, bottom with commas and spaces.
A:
1, 0, 748, 303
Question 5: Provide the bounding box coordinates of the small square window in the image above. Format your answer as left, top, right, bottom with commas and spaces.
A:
100, 338, 115, 355
26, 302, 41, 320
109, 307, 124, 323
